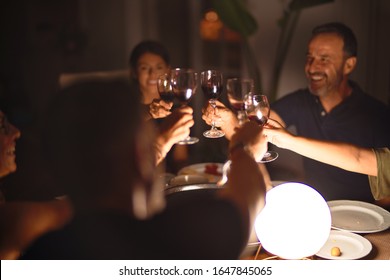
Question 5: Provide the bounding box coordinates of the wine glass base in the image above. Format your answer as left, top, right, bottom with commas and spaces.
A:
176, 136, 199, 145
258, 151, 278, 163
203, 129, 225, 138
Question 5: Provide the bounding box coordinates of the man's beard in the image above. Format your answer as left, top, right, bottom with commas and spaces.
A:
307, 72, 328, 97
308, 83, 328, 97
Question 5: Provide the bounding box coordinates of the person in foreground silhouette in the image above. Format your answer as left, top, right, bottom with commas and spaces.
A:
22, 80, 268, 259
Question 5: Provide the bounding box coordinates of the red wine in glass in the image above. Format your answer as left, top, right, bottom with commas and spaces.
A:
170, 68, 199, 145
245, 94, 278, 163
248, 114, 268, 126
159, 90, 175, 102
226, 78, 254, 125
175, 89, 195, 105
157, 73, 175, 102
201, 84, 223, 100
228, 98, 245, 112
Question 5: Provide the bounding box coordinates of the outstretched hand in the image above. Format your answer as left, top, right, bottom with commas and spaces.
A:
263, 118, 292, 149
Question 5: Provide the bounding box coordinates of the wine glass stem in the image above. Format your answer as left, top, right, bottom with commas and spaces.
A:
237, 110, 246, 126
210, 99, 217, 130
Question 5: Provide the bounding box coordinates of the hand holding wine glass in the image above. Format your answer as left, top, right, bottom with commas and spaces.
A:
226, 78, 254, 126
149, 73, 175, 119
157, 73, 175, 103
245, 94, 278, 163
201, 70, 225, 138
170, 68, 199, 145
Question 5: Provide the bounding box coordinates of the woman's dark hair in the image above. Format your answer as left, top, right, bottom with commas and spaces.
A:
311, 22, 358, 58
128, 40, 170, 72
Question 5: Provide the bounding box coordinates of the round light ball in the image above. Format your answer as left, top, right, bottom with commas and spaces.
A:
254, 182, 331, 259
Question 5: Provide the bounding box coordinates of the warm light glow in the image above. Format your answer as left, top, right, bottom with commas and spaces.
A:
254, 182, 331, 259
200, 10, 223, 41
205, 11, 219, 22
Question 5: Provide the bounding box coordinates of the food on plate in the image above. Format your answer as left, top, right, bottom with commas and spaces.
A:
330, 246, 341, 257
178, 163, 223, 183
204, 163, 222, 176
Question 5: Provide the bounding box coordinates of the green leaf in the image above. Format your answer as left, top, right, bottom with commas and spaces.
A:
211, 0, 258, 37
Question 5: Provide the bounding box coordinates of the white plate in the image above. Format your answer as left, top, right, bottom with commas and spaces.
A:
316, 230, 372, 260
178, 163, 223, 183
168, 174, 209, 187
327, 200, 390, 233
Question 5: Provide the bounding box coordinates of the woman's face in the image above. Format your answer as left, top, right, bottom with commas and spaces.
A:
135, 52, 169, 104
0, 111, 21, 177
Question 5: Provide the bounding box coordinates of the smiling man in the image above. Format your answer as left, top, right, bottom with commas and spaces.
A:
270, 22, 390, 203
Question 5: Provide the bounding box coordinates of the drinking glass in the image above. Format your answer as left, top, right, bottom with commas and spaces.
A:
170, 68, 199, 145
226, 78, 254, 126
200, 70, 225, 138
245, 94, 278, 163
157, 73, 175, 103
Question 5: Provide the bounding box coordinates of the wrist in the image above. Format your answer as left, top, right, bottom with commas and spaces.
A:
154, 137, 171, 163
229, 141, 252, 158
229, 141, 245, 155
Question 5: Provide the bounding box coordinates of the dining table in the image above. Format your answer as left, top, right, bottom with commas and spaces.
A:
358, 228, 390, 260
167, 165, 390, 260
242, 228, 390, 260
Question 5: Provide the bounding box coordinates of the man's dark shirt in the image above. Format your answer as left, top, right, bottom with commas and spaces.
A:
271, 81, 390, 202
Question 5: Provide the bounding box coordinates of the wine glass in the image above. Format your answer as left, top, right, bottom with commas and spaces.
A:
245, 94, 279, 163
157, 73, 175, 103
200, 70, 225, 138
170, 68, 199, 145
226, 78, 254, 125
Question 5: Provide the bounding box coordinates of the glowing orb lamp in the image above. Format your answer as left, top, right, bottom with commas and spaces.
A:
254, 182, 331, 259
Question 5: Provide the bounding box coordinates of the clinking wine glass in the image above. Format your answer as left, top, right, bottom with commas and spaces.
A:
201, 70, 225, 138
170, 68, 199, 145
226, 78, 254, 126
245, 94, 278, 163
157, 73, 175, 103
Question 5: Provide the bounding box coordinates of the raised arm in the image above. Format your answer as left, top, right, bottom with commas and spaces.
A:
218, 122, 268, 240
153, 106, 194, 165
264, 119, 377, 176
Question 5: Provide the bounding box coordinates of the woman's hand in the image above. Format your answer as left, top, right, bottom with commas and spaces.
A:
149, 99, 173, 119
154, 106, 194, 164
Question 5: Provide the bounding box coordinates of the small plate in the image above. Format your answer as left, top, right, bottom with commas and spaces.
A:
316, 230, 372, 260
178, 163, 223, 183
327, 200, 390, 233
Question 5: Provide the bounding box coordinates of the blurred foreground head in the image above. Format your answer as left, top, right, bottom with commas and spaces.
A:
0, 110, 21, 179
42, 80, 165, 219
